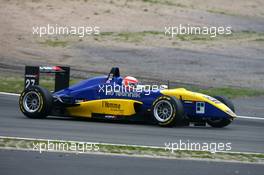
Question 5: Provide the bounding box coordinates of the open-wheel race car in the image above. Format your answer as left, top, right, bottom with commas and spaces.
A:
19, 66, 236, 127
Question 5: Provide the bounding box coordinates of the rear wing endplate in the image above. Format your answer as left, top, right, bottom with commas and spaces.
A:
24, 66, 70, 92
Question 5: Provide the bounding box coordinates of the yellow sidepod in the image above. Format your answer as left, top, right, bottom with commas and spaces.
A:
66, 99, 143, 118
161, 88, 236, 118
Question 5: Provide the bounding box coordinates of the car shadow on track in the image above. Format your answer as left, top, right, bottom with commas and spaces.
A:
31, 115, 234, 130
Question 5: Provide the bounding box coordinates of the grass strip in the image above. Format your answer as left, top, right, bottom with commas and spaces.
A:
0, 136, 263, 163
188, 86, 264, 99
39, 39, 68, 47
97, 31, 264, 43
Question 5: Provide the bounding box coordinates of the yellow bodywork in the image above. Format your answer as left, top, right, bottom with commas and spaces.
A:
161, 88, 236, 118
66, 99, 142, 118
65, 88, 236, 118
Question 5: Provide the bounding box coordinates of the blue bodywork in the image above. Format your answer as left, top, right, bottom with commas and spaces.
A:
54, 75, 162, 114
53, 73, 232, 121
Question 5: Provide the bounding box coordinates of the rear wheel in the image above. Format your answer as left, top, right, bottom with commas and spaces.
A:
151, 96, 184, 127
207, 96, 235, 128
19, 86, 53, 118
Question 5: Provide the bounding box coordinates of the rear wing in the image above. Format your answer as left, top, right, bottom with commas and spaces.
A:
24, 66, 70, 92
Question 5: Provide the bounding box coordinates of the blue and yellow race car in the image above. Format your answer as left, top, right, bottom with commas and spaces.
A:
19, 66, 236, 127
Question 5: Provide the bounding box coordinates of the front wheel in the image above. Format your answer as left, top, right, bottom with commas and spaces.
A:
151, 96, 184, 127
207, 96, 234, 128
207, 118, 231, 128
19, 86, 53, 118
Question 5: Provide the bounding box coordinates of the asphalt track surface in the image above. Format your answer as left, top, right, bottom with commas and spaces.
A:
0, 94, 263, 153
0, 149, 263, 175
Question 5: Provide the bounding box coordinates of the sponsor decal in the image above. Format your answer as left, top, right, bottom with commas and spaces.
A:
25, 74, 38, 78
39, 66, 64, 72
203, 95, 221, 104
114, 91, 141, 98
184, 101, 193, 104
75, 99, 86, 103
102, 101, 121, 109
196, 102, 205, 114
104, 115, 117, 119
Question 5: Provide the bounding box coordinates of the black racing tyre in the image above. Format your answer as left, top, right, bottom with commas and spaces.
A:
151, 96, 184, 127
214, 96, 235, 112
207, 96, 235, 128
19, 86, 53, 118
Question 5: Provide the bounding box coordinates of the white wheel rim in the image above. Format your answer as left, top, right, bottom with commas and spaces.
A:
154, 100, 173, 122
23, 91, 41, 113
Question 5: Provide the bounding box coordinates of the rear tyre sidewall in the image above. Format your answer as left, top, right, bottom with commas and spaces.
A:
19, 86, 53, 118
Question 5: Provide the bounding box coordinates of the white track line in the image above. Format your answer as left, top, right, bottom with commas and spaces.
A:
0, 92, 19, 96
236, 116, 264, 120
0, 91, 263, 120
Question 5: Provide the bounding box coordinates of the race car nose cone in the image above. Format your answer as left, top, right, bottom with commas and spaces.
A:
226, 109, 237, 118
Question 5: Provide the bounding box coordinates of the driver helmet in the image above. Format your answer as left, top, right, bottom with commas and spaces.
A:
122, 76, 138, 89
